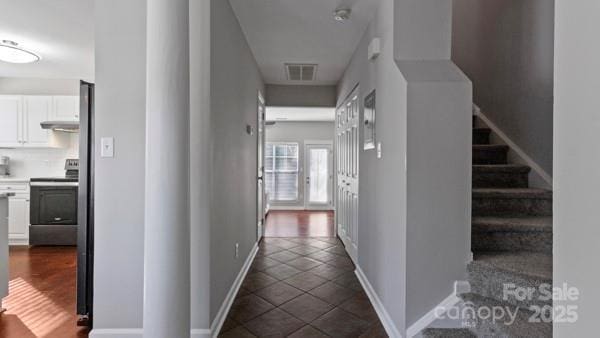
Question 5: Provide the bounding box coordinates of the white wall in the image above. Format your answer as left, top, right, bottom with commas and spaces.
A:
190, 0, 211, 331
338, 0, 471, 335
338, 0, 408, 333
0, 78, 80, 95
554, 1, 600, 336
265, 121, 335, 209
265, 85, 337, 107
92, 0, 147, 331
452, 0, 555, 177
209, 0, 264, 323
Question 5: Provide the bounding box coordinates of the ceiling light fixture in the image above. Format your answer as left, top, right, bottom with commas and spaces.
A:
333, 8, 351, 22
0, 40, 40, 64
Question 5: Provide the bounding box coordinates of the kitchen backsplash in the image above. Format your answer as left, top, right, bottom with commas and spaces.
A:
0, 132, 79, 178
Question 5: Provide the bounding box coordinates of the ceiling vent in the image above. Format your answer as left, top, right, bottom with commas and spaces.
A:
285, 63, 317, 81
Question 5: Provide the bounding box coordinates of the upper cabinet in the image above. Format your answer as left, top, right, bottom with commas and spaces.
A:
0, 95, 79, 148
52, 96, 79, 121
23, 96, 52, 147
0, 96, 22, 147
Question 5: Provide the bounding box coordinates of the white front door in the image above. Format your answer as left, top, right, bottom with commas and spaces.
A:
336, 86, 359, 262
304, 144, 333, 210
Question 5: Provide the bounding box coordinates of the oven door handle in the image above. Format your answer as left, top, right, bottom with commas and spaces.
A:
30, 182, 79, 187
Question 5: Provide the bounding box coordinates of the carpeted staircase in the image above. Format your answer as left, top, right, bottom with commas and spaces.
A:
422, 115, 553, 338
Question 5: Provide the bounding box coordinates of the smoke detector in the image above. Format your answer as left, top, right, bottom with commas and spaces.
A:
333, 8, 351, 22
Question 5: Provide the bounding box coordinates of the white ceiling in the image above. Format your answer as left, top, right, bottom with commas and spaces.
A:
0, 0, 94, 80
229, 0, 378, 85
266, 106, 335, 122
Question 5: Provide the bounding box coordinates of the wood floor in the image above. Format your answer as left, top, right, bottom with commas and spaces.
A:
265, 211, 335, 238
0, 246, 88, 338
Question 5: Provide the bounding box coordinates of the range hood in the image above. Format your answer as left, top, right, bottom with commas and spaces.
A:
40, 121, 79, 132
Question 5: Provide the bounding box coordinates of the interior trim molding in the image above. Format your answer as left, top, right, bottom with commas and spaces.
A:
473, 104, 553, 189
89, 328, 210, 338
405, 280, 469, 337
209, 242, 259, 337
355, 266, 403, 338
89, 329, 143, 337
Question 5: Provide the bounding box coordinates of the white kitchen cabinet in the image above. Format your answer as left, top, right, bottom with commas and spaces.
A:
52, 96, 79, 121
0, 182, 29, 245
0, 95, 78, 148
0, 96, 23, 147
23, 96, 52, 147
8, 196, 29, 245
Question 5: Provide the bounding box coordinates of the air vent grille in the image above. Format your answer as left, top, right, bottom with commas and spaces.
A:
285, 63, 317, 81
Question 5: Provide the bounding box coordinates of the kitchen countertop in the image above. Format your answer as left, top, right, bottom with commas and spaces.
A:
0, 178, 30, 183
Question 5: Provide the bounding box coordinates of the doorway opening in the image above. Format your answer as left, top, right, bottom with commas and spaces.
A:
261, 106, 336, 238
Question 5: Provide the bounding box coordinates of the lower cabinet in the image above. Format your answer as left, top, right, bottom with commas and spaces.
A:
8, 195, 29, 245
0, 183, 30, 245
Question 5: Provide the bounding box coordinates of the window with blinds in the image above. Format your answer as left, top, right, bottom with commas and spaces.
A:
265, 143, 299, 201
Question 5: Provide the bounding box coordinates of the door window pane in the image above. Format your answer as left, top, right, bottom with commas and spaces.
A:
309, 148, 329, 203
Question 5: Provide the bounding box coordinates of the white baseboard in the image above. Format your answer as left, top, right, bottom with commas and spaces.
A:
473, 104, 552, 189
89, 328, 143, 337
355, 266, 403, 338
8, 238, 28, 246
405, 281, 469, 338
210, 242, 259, 337
192, 328, 212, 338
89, 328, 210, 338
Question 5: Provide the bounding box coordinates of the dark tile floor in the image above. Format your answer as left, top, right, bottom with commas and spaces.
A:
219, 237, 388, 338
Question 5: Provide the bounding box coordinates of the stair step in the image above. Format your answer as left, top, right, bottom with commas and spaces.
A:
472, 127, 491, 145
468, 252, 552, 309
473, 165, 530, 188
422, 328, 476, 338
461, 293, 552, 338
473, 145, 508, 165
472, 188, 552, 217
472, 217, 552, 254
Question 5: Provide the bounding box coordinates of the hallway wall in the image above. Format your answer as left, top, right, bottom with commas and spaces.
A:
554, 0, 600, 336
338, 0, 408, 333
266, 85, 337, 107
452, 0, 555, 177
209, 0, 265, 323
93, 0, 146, 330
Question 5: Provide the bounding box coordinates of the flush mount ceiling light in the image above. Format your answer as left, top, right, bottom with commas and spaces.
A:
333, 8, 351, 22
0, 40, 40, 64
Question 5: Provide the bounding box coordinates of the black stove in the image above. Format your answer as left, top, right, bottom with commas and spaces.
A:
29, 159, 79, 246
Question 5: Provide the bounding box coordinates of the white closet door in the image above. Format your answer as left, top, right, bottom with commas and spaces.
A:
336, 87, 359, 263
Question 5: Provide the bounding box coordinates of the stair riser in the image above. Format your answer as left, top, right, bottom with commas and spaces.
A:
473, 130, 491, 145
472, 232, 552, 254
468, 266, 552, 309
473, 172, 529, 188
472, 197, 552, 217
473, 149, 508, 165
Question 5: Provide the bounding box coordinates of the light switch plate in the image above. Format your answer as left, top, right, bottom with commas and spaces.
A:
101, 137, 114, 158
377, 142, 383, 159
